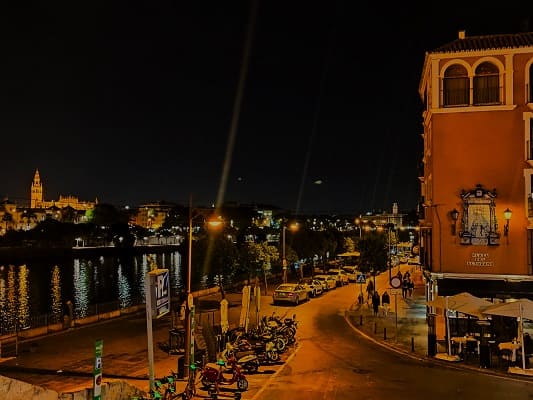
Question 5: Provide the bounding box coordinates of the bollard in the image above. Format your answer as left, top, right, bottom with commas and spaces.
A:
360, 315, 363, 326
384, 327, 387, 340
411, 337, 415, 352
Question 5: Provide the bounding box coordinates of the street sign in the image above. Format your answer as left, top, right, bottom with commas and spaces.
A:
390, 288, 402, 295
390, 276, 402, 289
356, 274, 366, 284
93, 339, 103, 400
148, 268, 170, 319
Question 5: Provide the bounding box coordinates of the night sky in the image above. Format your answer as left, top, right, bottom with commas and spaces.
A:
1, 2, 531, 215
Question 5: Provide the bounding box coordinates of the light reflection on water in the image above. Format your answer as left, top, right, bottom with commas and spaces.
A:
0, 250, 187, 329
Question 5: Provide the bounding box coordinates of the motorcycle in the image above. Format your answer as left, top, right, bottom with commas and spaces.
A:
220, 342, 261, 373
198, 356, 249, 392
236, 336, 280, 363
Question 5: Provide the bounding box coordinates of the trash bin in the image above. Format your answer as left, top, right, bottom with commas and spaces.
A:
177, 355, 185, 379
479, 344, 491, 368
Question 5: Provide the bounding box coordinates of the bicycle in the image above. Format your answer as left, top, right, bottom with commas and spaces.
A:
180, 363, 199, 400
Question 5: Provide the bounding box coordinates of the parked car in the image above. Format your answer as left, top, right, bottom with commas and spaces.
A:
298, 277, 323, 297
314, 274, 337, 291
407, 256, 420, 265
272, 283, 309, 305
341, 266, 358, 282
326, 268, 349, 286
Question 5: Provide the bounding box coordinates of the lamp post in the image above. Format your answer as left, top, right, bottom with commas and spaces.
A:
385, 223, 394, 281
183, 199, 222, 378
282, 226, 288, 283
282, 223, 298, 283
184, 199, 194, 378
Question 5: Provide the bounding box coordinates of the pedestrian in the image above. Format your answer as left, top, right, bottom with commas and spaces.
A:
372, 290, 380, 316
358, 291, 364, 305
366, 280, 374, 300
397, 270, 403, 281
402, 277, 409, 298
381, 291, 390, 316
408, 278, 414, 297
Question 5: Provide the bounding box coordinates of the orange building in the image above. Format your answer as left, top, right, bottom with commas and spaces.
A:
418, 30, 533, 305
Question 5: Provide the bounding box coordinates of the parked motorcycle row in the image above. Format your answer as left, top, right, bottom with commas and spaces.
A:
186, 312, 299, 399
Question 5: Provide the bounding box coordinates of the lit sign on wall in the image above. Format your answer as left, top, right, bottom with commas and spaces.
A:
466, 252, 494, 267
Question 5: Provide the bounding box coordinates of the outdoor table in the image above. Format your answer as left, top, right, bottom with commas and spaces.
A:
451, 336, 478, 355
498, 341, 521, 362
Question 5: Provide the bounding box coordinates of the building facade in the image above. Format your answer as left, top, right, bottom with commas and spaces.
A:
30, 169, 97, 211
418, 31, 533, 304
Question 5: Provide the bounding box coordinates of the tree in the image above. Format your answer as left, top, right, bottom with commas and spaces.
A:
343, 237, 356, 253
357, 232, 387, 276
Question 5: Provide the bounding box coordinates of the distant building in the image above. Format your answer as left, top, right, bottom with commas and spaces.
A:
30, 169, 97, 211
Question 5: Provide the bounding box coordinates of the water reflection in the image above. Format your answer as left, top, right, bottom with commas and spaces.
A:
18, 265, 30, 329
0, 250, 189, 332
51, 266, 62, 323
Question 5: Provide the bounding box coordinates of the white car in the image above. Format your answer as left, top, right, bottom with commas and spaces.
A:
314, 274, 337, 291
326, 268, 349, 286
298, 278, 323, 297
341, 266, 358, 282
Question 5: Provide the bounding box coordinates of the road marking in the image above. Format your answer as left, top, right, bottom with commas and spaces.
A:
250, 342, 303, 400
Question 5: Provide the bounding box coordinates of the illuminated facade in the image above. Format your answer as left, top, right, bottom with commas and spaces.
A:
30, 169, 97, 211
418, 31, 533, 302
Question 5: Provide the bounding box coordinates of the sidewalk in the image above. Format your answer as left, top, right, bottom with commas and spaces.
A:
345, 265, 533, 381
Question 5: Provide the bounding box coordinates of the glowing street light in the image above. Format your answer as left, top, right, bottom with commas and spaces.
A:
282, 222, 298, 283
184, 199, 222, 378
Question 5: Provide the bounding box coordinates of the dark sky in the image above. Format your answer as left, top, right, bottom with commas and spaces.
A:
1, 2, 532, 215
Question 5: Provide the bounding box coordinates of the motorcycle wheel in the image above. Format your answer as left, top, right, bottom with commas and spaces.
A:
268, 350, 280, 362
245, 360, 259, 373
275, 337, 286, 352
237, 377, 249, 391
201, 377, 212, 388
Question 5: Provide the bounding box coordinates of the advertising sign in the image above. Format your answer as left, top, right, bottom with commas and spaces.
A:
93, 339, 103, 400
149, 269, 170, 318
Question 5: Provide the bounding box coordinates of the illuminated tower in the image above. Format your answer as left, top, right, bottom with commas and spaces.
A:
30, 169, 43, 208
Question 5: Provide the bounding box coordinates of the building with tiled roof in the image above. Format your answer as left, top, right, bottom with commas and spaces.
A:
418, 29, 533, 340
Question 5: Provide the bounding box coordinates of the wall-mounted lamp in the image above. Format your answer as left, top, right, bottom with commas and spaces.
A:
450, 208, 459, 235
503, 208, 512, 236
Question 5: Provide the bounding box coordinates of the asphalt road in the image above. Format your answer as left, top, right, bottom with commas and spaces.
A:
3, 282, 533, 400
249, 284, 533, 400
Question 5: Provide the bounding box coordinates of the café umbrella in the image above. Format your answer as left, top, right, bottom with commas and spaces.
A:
482, 298, 533, 370
427, 292, 493, 358
220, 298, 229, 335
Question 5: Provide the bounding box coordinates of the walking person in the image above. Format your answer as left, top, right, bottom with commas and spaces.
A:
408, 278, 414, 297
366, 279, 374, 300
402, 277, 409, 298
381, 291, 390, 316
372, 290, 380, 316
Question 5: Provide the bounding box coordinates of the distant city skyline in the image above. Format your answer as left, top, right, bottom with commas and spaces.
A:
1, 4, 530, 214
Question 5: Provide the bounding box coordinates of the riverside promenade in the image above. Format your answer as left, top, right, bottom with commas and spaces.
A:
2, 266, 533, 400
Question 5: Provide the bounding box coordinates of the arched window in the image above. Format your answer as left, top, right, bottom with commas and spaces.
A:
529, 63, 533, 104
473, 62, 500, 105
443, 64, 469, 107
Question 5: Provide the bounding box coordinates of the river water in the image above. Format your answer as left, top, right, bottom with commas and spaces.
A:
0, 250, 190, 332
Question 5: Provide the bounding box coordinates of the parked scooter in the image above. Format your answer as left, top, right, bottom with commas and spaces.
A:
220, 342, 261, 373
198, 356, 249, 392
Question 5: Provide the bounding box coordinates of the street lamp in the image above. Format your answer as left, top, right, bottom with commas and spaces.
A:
184, 199, 222, 378
384, 223, 395, 281
282, 223, 298, 283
